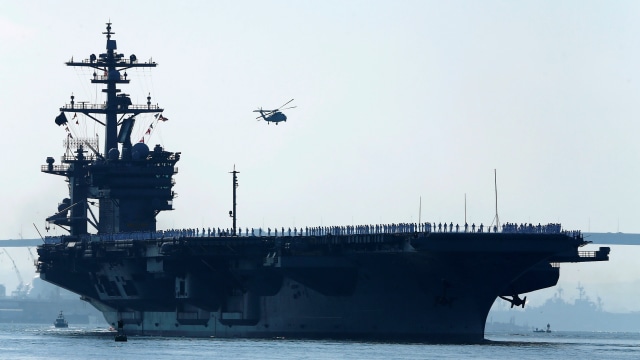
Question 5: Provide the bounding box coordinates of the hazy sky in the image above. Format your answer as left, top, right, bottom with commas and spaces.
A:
1, 2, 639, 310
2, 1, 640, 239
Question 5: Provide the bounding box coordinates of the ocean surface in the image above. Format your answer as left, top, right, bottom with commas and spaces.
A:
0, 323, 638, 360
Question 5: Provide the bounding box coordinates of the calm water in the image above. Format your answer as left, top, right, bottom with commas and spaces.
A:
0, 323, 638, 359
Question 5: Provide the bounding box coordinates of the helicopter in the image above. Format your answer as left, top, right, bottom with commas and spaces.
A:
254, 99, 296, 125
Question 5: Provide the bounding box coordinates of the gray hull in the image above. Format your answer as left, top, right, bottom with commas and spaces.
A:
38, 232, 607, 342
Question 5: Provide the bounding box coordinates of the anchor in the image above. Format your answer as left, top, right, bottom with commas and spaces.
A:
499, 293, 527, 308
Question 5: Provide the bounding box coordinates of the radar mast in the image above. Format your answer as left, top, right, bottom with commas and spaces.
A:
42, 23, 180, 236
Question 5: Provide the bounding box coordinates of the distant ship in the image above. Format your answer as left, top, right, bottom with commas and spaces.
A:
36, 23, 610, 343
0, 277, 105, 324
533, 324, 551, 333
488, 285, 640, 332
54, 311, 68, 328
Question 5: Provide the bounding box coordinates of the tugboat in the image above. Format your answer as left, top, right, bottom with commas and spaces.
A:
54, 311, 68, 328
534, 323, 552, 333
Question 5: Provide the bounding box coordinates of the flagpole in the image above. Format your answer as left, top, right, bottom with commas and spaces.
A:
418, 196, 422, 226
493, 169, 500, 231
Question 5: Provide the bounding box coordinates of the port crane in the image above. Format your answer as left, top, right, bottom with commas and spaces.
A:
1, 249, 29, 298
27, 247, 37, 267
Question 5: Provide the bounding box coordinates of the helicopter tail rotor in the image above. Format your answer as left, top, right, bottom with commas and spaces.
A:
254, 107, 270, 120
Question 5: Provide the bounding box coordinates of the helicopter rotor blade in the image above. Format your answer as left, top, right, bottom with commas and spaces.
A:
276, 99, 294, 111
280, 106, 297, 111
255, 111, 276, 120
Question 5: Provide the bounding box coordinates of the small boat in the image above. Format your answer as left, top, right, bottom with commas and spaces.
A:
534, 323, 551, 333
54, 311, 68, 328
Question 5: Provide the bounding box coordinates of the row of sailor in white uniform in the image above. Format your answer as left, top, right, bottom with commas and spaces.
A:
43, 221, 575, 244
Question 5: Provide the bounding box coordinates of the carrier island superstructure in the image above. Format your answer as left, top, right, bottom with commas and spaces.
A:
36, 23, 610, 343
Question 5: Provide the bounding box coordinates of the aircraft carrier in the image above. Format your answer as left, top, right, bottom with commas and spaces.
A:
36, 23, 610, 342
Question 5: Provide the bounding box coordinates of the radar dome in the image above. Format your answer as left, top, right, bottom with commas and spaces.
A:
132, 143, 150, 160
58, 198, 71, 212
108, 148, 120, 160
